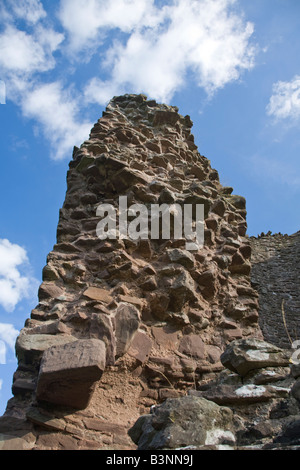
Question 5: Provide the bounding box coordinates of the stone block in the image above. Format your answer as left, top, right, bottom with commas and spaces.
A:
16, 333, 77, 365
114, 302, 140, 357
179, 334, 206, 360
83, 287, 113, 303
166, 248, 195, 269
128, 331, 153, 364
221, 338, 290, 377
128, 395, 234, 450
191, 383, 290, 406
36, 339, 106, 409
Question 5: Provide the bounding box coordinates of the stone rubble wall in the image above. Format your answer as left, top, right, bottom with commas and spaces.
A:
130, 338, 300, 450
0, 93, 279, 451
250, 232, 300, 349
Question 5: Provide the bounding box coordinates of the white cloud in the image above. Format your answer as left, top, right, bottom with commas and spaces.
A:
6, 0, 46, 24
82, 0, 256, 104
0, 324, 19, 350
0, 324, 19, 365
58, 0, 160, 54
0, 341, 6, 365
0, 25, 64, 75
266, 76, 300, 121
21, 81, 92, 160
0, 0, 257, 160
0, 24, 88, 161
0, 3, 79, 161
84, 77, 122, 105
0, 378, 2, 390
0, 239, 38, 312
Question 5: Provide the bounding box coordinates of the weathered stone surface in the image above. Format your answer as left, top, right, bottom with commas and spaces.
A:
211, 199, 226, 217
127, 330, 153, 364
1, 93, 270, 450
191, 383, 290, 405
132, 331, 300, 450
168, 269, 197, 311
0, 434, 35, 450
153, 110, 180, 126
273, 419, 300, 447
151, 325, 180, 351
149, 291, 170, 320
251, 231, 300, 349
118, 294, 143, 309
83, 287, 113, 303
178, 334, 206, 359
196, 269, 216, 299
38, 282, 65, 301
23, 320, 71, 336
0, 416, 36, 450
291, 363, 300, 379
33, 432, 86, 450
111, 167, 151, 192
87, 313, 116, 365
114, 302, 140, 357
12, 374, 37, 395
36, 339, 106, 409
220, 339, 290, 377
15, 333, 77, 364
128, 396, 235, 450
229, 258, 251, 275
250, 367, 291, 385
291, 379, 300, 402
227, 195, 246, 210
158, 187, 175, 204
26, 408, 67, 432
166, 249, 195, 269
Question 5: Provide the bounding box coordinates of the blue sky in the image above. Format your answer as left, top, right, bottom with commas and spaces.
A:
0, 0, 300, 414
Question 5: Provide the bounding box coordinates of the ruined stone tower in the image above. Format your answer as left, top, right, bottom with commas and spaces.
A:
0, 94, 264, 450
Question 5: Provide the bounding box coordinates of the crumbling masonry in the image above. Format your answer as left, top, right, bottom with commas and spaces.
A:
0, 95, 299, 450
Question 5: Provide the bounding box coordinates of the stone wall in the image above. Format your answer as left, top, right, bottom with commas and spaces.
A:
130, 338, 300, 450
0, 94, 263, 450
250, 232, 300, 349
